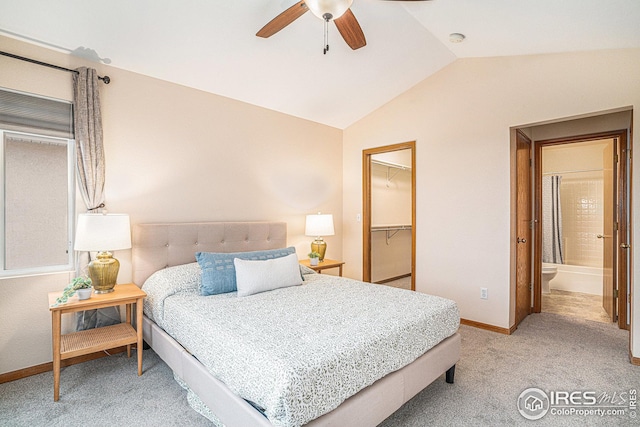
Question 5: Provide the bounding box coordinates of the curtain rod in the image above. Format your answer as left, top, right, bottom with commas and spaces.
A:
0, 50, 110, 84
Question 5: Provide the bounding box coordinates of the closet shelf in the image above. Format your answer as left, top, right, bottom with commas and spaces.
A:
371, 159, 412, 171
371, 225, 412, 245
372, 159, 411, 186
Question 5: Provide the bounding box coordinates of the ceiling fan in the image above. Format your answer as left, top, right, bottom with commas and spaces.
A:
256, 0, 431, 54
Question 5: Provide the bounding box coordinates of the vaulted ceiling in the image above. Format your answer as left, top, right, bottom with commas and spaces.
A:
2, 0, 639, 129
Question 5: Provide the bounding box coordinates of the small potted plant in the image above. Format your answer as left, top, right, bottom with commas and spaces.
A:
308, 251, 320, 266
53, 276, 93, 306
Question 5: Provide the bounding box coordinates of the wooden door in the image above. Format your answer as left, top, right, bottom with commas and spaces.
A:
617, 134, 630, 330
515, 131, 532, 326
602, 139, 616, 321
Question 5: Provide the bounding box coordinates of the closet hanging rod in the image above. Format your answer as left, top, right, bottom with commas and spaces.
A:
371, 225, 412, 232
542, 168, 604, 176
0, 50, 111, 84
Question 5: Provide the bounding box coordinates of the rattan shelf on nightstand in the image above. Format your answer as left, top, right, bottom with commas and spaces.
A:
48, 283, 146, 401
60, 323, 138, 358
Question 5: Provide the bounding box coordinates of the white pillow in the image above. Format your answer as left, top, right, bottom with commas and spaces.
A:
234, 253, 302, 297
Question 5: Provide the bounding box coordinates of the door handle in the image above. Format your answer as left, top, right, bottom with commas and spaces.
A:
517, 237, 527, 244
620, 243, 631, 249
597, 234, 604, 239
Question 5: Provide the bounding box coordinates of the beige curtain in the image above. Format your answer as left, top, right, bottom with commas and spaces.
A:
73, 67, 105, 211
73, 67, 119, 330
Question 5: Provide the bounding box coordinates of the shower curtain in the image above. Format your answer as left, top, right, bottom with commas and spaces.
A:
542, 175, 564, 264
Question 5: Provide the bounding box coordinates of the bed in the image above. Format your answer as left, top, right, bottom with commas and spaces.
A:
132, 221, 460, 427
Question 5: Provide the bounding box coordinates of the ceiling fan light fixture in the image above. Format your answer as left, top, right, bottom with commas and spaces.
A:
305, 0, 353, 21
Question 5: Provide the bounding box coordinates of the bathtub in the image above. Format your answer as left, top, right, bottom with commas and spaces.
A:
547, 263, 603, 296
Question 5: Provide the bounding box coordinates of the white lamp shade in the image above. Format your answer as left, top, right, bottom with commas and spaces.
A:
305, 0, 353, 20
305, 214, 335, 237
74, 213, 132, 251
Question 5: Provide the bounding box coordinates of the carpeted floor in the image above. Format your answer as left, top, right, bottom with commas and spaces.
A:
381, 312, 638, 426
1, 312, 637, 426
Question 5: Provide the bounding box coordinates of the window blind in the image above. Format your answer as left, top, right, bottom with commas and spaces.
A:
0, 88, 73, 138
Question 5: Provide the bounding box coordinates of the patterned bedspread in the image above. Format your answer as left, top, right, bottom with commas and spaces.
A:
143, 264, 459, 427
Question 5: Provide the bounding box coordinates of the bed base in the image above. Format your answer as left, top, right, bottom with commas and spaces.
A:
143, 315, 460, 427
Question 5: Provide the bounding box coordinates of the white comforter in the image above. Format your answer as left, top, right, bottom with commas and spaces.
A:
143, 264, 459, 427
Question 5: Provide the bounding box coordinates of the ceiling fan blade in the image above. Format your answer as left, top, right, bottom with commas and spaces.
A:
334, 9, 366, 50
256, 1, 309, 38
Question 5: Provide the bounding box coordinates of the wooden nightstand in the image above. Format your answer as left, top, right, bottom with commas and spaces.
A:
48, 283, 146, 401
300, 258, 345, 276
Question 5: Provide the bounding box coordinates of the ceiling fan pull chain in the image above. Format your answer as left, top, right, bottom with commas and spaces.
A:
323, 13, 331, 54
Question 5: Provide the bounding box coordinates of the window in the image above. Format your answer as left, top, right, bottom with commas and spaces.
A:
0, 88, 75, 277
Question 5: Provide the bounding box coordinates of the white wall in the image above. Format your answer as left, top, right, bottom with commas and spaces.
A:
0, 36, 343, 374
342, 49, 640, 358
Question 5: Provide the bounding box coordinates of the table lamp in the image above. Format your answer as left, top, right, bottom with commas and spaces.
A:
305, 213, 334, 262
74, 213, 131, 293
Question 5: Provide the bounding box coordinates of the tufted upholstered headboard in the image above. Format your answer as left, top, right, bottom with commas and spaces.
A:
132, 221, 287, 286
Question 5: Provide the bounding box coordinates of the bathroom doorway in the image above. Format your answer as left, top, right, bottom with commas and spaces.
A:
363, 142, 415, 290
534, 130, 630, 329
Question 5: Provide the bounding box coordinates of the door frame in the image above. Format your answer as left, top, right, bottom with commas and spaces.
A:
532, 130, 630, 330
362, 141, 416, 289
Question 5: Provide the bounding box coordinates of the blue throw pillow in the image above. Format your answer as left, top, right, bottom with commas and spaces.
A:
196, 247, 296, 296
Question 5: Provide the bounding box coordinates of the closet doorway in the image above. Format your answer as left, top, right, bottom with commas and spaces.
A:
363, 141, 416, 290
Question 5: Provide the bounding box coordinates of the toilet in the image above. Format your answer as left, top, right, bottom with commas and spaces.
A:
541, 263, 558, 294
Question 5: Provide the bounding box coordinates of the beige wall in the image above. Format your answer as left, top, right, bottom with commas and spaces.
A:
0, 36, 343, 374
342, 49, 640, 358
